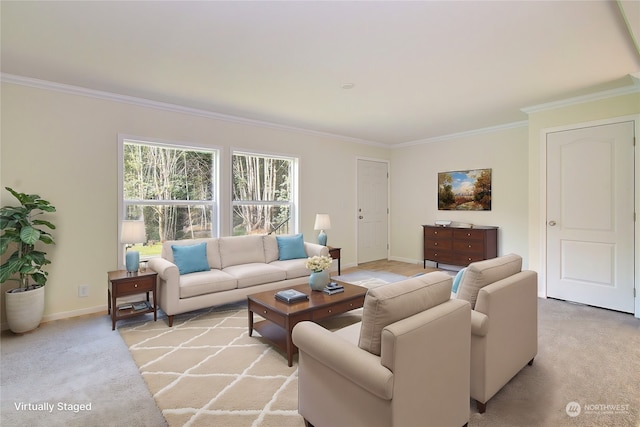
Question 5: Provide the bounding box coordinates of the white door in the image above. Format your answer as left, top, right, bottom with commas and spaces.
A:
546, 121, 635, 313
357, 159, 389, 263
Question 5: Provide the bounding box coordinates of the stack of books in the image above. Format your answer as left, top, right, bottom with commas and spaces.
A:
275, 289, 309, 303
323, 282, 344, 295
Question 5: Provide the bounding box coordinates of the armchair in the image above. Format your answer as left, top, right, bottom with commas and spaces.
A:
292, 272, 471, 427
455, 253, 538, 413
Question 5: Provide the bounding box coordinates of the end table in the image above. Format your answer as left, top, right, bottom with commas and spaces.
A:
328, 246, 341, 275
107, 269, 158, 330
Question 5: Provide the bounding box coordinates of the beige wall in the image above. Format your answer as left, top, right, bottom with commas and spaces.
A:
526, 92, 640, 301
2, 80, 637, 324
0, 82, 389, 324
389, 125, 530, 267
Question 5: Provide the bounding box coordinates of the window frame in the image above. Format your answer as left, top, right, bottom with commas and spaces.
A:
117, 135, 220, 268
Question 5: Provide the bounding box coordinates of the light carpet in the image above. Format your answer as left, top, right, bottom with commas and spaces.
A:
332, 270, 407, 288
119, 303, 362, 427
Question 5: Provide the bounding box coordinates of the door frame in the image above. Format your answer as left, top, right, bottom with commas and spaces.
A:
355, 157, 391, 265
538, 114, 639, 318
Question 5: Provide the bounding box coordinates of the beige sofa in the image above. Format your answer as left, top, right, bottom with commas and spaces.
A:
292, 272, 471, 427
148, 234, 328, 326
454, 253, 538, 413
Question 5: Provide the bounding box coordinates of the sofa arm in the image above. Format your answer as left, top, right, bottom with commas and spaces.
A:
304, 242, 329, 257
148, 257, 180, 315
292, 321, 393, 400
148, 257, 178, 280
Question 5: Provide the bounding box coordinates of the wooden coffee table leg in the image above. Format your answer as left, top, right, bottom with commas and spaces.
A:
248, 309, 254, 336
286, 320, 294, 367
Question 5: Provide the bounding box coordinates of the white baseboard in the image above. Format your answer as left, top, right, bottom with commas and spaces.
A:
388, 256, 423, 265
1, 305, 107, 331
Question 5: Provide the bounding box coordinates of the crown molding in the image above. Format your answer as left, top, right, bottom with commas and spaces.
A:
521, 77, 640, 114
394, 120, 529, 148
0, 73, 387, 148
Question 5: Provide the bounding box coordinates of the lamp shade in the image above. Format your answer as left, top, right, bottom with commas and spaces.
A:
121, 220, 146, 244
314, 214, 331, 231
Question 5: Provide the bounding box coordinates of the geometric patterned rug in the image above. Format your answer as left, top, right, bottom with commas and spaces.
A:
118, 302, 362, 427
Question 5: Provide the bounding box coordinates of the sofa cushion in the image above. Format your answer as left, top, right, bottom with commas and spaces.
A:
270, 258, 310, 279
162, 238, 222, 270
222, 263, 287, 288
263, 235, 280, 263
179, 270, 237, 298
358, 272, 452, 356
219, 235, 266, 268
456, 253, 522, 309
276, 233, 307, 260
171, 242, 210, 275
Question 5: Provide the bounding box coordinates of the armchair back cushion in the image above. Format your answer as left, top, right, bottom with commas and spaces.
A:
358, 272, 452, 356
457, 253, 522, 309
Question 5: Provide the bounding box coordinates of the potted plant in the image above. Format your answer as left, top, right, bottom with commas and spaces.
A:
0, 187, 56, 333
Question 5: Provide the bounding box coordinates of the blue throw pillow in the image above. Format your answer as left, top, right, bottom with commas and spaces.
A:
171, 242, 210, 275
452, 268, 466, 294
276, 234, 307, 260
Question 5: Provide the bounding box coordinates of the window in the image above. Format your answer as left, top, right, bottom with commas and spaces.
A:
119, 137, 219, 261
232, 151, 297, 235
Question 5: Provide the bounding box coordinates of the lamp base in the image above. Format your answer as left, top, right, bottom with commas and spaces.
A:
125, 251, 140, 273
317, 230, 327, 246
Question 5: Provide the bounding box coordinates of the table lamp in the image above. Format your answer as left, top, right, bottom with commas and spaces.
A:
314, 214, 331, 246
121, 220, 146, 273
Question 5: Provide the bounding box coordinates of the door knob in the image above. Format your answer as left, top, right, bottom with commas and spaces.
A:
359, 216, 364, 219
548, 220, 557, 226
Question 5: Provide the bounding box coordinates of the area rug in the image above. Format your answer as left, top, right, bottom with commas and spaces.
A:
118, 302, 361, 427
332, 270, 407, 288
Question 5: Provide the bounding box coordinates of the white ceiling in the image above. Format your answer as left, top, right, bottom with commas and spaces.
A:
2, 1, 639, 146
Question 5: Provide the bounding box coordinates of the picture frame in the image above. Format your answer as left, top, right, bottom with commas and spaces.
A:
438, 168, 492, 211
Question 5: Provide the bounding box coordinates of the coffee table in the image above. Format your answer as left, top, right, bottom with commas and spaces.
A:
247, 281, 367, 366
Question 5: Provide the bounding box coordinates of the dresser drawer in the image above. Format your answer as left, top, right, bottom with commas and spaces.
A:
424, 239, 452, 251
453, 253, 487, 266
424, 227, 453, 239
453, 228, 486, 242
452, 240, 485, 255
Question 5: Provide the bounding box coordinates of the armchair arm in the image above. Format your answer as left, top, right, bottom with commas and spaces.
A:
471, 310, 489, 337
292, 321, 394, 400
304, 242, 329, 257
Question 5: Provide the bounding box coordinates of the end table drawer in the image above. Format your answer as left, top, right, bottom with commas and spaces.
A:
117, 277, 154, 294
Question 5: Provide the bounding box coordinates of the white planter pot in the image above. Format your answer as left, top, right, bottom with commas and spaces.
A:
5, 285, 45, 333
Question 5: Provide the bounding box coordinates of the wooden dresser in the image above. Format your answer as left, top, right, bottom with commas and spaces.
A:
423, 225, 498, 268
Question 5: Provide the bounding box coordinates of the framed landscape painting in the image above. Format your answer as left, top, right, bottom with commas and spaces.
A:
438, 168, 492, 211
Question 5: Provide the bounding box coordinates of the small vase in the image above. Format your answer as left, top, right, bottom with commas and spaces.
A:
309, 270, 330, 291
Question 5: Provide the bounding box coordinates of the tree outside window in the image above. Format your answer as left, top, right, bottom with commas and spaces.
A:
232, 152, 297, 235
122, 140, 218, 258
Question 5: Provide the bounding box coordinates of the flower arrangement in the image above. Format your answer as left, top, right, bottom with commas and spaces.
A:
305, 255, 332, 272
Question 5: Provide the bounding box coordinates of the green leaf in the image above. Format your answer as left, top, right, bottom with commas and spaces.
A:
20, 226, 41, 245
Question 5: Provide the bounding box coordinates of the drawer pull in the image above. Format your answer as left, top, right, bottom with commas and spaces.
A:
467, 233, 471, 236
434, 242, 438, 246
328, 309, 332, 313
468, 245, 472, 248
134, 284, 138, 288
263, 310, 268, 314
